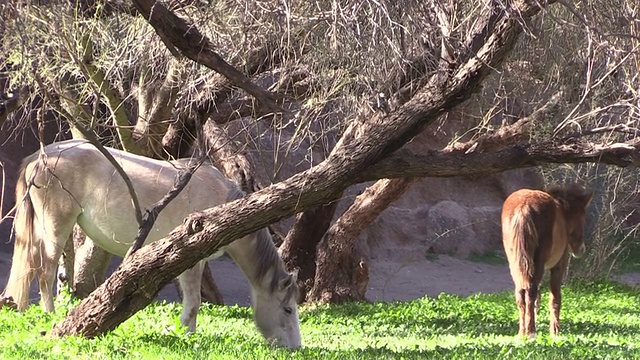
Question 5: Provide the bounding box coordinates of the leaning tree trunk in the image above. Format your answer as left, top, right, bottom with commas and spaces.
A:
307, 177, 419, 303
159, 37, 292, 303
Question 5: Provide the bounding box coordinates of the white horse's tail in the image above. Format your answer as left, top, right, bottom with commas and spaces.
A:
3, 161, 37, 311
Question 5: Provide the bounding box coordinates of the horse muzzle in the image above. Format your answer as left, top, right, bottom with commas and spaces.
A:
269, 335, 302, 349
571, 243, 586, 258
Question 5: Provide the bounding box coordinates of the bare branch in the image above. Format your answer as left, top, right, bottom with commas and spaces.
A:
125, 157, 204, 257
358, 138, 640, 182
446, 91, 564, 153
76, 34, 138, 153
0, 86, 30, 126
131, 0, 286, 114
35, 76, 144, 226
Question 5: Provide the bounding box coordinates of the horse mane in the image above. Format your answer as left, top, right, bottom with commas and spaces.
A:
220, 183, 296, 299
546, 183, 591, 212
253, 228, 296, 297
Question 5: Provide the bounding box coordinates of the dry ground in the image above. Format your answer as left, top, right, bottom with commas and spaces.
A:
1, 249, 638, 307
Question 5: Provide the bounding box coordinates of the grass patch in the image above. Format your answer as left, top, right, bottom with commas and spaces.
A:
1, 280, 639, 359
468, 249, 508, 266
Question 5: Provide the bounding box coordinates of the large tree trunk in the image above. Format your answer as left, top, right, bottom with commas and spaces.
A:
72, 229, 113, 298
49, 0, 581, 337
307, 177, 418, 302
278, 1, 454, 300
279, 200, 341, 302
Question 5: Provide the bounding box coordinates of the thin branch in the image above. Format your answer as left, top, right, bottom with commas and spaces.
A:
554, 44, 639, 134
34, 76, 144, 226
131, 0, 286, 114
446, 91, 564, 153
125, 156, 205, 257
565, 124, 640, 138
76, 34, 138, 153
0, 86, 31, 126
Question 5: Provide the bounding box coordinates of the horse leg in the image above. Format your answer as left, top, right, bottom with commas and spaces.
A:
177, 260, 205, 332
36, 232, 72, 312
56, 233, 75, 296
515, 287, 526, 337
524, 264, 544, 338
549, 254, 569, 336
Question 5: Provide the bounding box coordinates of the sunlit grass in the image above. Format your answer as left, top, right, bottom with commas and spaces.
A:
1, 280, 639, 359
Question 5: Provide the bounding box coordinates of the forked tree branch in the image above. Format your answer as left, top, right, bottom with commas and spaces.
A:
125, 157, 204, 257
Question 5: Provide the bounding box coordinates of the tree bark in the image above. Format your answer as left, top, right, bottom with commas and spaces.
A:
134, 58, 186, 158
294, 0, 455, 302
308, 178, 419, 302
50, 1, 567, 337
357, 137, 640, 183
302, 91, 564, 303
279, 200, 341, 302
202, 121, 260, 193
72, 230, 113, 298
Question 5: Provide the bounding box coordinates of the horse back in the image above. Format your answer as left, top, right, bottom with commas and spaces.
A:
22, 139, 238, 256
502, 189, 558, 281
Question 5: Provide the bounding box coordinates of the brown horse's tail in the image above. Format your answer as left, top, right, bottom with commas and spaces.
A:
508, 206, 538, 281
3, 161, 37, 311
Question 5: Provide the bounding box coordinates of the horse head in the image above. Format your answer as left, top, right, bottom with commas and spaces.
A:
558, 184, 593, 258
252, 271, 301, 348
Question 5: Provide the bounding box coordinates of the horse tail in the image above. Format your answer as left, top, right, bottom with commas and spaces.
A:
3, 160, 37, 311
507, 205, 538, 281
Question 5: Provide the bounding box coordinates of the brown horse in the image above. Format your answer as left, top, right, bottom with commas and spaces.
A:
501, 184, 592, 338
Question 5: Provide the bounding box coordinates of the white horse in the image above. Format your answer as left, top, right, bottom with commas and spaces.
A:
2, 139, 301, 348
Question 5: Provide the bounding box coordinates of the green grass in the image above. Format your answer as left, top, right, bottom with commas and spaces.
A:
1, 280, 640, 359
468, 249, 508, 266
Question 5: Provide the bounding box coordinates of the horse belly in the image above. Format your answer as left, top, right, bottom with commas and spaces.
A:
544, 217, 568, 269
77, 203, 204, 257
544, 249, 565, 270
76, 213, 138, 257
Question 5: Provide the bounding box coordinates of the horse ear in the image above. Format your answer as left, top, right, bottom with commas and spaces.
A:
279, 272, 297, 290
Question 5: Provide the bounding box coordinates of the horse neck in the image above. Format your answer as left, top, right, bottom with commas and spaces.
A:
224, 228, 286, 293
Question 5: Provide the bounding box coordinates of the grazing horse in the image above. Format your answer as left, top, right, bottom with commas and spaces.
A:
2, 139, 301, 348
501, 184, 592, 338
